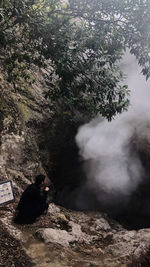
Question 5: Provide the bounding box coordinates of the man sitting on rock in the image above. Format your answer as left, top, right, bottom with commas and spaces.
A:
14, 174, 49, 224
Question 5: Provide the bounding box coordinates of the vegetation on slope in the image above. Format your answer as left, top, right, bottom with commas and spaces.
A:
0, 0, 150, 122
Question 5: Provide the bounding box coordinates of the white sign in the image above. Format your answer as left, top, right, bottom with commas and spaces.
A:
0, 180, 15, 205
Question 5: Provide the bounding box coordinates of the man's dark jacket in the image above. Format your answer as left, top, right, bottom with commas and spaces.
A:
15, 183, 48, 223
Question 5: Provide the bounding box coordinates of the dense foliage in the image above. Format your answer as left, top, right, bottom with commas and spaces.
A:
0, 0, 150, 121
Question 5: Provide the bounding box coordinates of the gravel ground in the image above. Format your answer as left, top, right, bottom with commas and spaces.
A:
0, 224, 35, 267
128, 250, 150, 267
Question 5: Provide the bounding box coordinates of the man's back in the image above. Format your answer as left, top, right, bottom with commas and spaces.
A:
15, 183, 48, 223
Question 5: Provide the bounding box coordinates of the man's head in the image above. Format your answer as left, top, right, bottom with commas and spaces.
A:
35, 174, 46, 187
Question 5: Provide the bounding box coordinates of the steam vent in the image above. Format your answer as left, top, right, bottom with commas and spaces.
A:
53, 54, 150, 231
120, 134, 150, 230
53, 115, 150, 230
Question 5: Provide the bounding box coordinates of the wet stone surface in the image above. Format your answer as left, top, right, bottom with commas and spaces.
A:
1, 203, 150, 266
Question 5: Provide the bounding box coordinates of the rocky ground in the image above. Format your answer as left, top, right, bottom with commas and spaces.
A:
0, 224, 34, 267
1, 200, 150, 267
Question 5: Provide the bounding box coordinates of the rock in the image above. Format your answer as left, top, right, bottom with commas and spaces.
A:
106, 228, 150, 260
36, 220, 96, 247
0, 211, 23, 241
69, 221, 95, 244
57, 213, 68, 223
90, 218, 111, 232
36, 228, 74, 247
48, 203, 60, 215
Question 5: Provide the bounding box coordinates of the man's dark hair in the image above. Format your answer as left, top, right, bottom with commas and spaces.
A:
35, 174, 46, 185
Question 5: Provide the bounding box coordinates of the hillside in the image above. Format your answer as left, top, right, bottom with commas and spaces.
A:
1, 63, 150, 267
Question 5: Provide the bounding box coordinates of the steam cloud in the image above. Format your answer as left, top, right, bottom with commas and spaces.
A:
75, 52, 150, 213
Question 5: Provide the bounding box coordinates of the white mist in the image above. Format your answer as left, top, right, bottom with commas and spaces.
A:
75, 53, 150, 211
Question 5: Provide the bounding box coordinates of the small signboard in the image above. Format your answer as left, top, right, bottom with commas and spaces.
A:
0, 180, 15, 205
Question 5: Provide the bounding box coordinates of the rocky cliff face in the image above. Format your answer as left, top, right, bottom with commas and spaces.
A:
0, 65, 52, 190
1, 64, 150, 267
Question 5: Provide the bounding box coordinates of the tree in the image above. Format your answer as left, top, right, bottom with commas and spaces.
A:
0, 0, 150, 121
